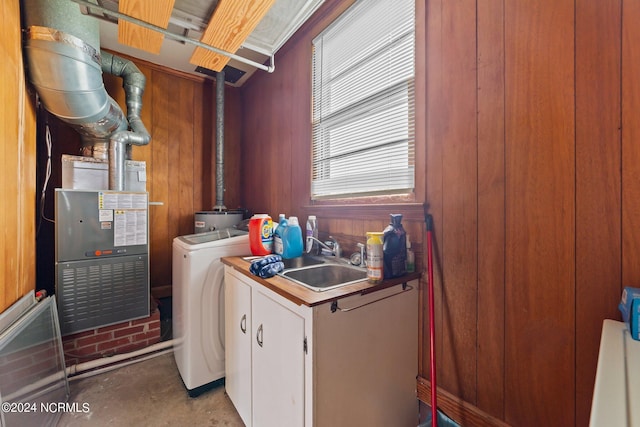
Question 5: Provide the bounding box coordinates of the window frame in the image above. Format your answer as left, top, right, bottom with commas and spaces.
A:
294, 0, 425, 217
308, 0, 420, 204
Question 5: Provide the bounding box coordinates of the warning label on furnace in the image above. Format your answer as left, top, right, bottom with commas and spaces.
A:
114, 209, 147, 246
98, 192, 148, 247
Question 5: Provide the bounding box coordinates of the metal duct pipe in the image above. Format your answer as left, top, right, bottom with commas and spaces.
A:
102, 51, 150, 190
22, 0, 150, 191
214, 71, 226, 211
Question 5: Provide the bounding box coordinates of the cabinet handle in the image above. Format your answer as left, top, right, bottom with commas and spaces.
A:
256, 324, 264, 347
240, 314, 247, 334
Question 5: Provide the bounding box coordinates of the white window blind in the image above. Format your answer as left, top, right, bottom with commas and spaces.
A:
311, 0, 415, 199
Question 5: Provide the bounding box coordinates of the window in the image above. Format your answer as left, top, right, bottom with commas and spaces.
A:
311, 0, 415, 200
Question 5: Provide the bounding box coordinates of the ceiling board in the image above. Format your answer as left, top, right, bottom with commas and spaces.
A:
118, 0, 176, 54
189, 0, 276, 71
93, 0, 325, 85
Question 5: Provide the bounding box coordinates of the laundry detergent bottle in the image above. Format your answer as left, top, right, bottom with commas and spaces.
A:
273, 215, 288, 256
282, 216, 303, 259
249, 214, 273, 255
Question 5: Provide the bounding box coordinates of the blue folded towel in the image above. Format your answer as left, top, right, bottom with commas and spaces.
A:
257, 261, 284, 278
250, 255, 284, 278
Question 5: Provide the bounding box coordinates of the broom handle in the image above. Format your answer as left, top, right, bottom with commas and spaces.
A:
426, 214, 437, 427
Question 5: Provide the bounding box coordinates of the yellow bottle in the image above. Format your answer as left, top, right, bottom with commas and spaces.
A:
366, 232, 384, 284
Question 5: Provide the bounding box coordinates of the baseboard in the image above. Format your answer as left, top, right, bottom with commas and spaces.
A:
416, 376, 511, 427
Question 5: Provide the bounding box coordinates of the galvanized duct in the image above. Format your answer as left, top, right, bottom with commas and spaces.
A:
214, 70, 226, 211
102, 51, 150, 191
22, 0, 150, 191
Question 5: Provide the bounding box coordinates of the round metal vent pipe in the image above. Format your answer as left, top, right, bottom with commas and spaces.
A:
22, 0, 150, 191
214, 70, 226, 211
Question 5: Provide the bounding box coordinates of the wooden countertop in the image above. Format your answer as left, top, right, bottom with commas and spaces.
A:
221, 256, 422, 307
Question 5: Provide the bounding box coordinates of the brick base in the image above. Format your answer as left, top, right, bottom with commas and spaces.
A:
62, 309, 161, 367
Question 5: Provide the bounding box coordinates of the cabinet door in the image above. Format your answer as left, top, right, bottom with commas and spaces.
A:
224, 273, 253, 426
252, 290, 305, 427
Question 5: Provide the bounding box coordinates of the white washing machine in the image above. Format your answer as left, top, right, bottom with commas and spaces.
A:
172, 228, 250, 397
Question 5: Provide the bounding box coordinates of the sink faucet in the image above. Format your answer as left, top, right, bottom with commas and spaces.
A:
306, 236, 341, 258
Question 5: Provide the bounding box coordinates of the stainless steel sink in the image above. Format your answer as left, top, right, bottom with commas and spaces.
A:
281, 254, 326, 270
280, 262, 367, 292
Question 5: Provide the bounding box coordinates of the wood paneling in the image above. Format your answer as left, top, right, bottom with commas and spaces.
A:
241, 66, 288, 214
149, 71, 171, 287
437, 0, 478, 404
1, 0, 37, 311
622, 0, 640, 294
575, 1, 622, 426
8, 0, 640, 424
476, 0, 506, 418
424, 0, 445, 398
240, 0, 640, 426
505, 1, 575, 425
425, 0, 481, 417
141, 69, 242, 288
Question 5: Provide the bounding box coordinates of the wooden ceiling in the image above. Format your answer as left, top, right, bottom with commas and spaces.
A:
117, 0, 275, 71
118, 0, 176, 54
190, 0, 275, 71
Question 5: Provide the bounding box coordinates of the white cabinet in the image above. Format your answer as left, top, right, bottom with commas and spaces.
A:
311, 285, 418, 427
224, 265, 418, 427
251, 291, 305, 426
225, 268, 305, 427
224, 273, 252, 425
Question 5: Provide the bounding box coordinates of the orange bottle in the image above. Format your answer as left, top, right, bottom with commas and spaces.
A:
249, 214, 273, 255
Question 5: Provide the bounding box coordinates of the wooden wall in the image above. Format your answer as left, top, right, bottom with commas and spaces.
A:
1, 0, 37, 312
240, 0, 637, 426
103, 61, 243, 296
8, 0, 640, 424
240, 0, 427, 258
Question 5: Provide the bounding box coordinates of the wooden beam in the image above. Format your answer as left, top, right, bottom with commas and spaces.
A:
190, 0, 275, 72
118, 0, 175, 54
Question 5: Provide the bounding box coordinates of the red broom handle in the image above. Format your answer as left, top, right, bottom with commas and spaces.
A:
426, 214, 437, 427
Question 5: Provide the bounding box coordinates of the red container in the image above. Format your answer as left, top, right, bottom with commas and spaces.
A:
249, 214, 273, 255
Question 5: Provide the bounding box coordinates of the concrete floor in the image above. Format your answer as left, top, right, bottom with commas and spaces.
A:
58, 352, 244, 426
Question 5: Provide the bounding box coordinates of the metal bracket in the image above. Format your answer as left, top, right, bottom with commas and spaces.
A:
330, 300, 339, 313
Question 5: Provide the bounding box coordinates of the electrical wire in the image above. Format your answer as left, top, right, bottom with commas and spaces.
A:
37, 123, 55, 236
